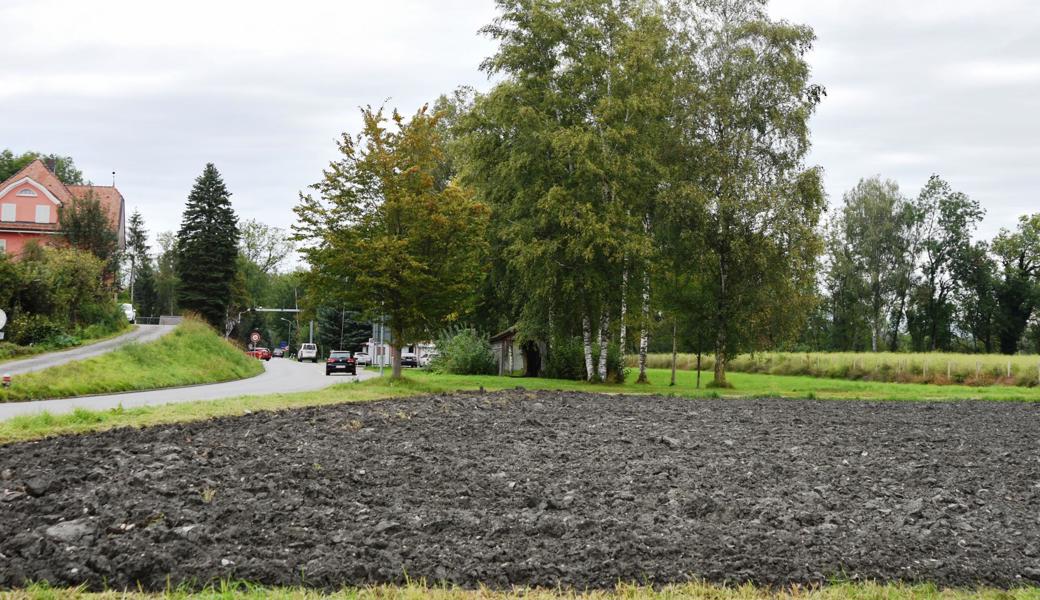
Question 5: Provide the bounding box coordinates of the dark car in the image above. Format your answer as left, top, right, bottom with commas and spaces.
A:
401, 352, 418, 368
326, 351, 357, 376
272, 347, 285, 358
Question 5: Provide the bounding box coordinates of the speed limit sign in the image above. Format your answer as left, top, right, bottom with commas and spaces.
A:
250, 331, 261, 344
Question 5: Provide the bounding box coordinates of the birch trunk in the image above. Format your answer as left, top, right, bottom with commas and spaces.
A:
670, 319, 677, 386
597, 309, 609, 382
637, 269, 650, 384
582, 314, 595, 382
619, 268, 628, 355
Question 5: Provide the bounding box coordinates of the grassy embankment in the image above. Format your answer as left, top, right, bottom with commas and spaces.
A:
8, 580, 1040, 600
635, 351, 1040, 387
5, 364, 1040, 444
0, 319, 263, 403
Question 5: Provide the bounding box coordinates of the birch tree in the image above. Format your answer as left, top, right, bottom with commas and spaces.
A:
669, 0, 825, 387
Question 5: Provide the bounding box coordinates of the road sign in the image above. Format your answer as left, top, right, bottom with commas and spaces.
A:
0, 309, 6, 331
250, 331, 261, 344
279, 341, 288, 349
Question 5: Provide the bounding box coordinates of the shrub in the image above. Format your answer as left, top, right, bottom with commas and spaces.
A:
544, 336, 627, 383
430, 328, 497, 375
544, 336, 586, 381
9, 314, 65, 346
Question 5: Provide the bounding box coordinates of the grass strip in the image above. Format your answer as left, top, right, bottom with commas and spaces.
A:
4, 366, 1040, 445
7, 580, 1040, 599
0, 319, 262, 403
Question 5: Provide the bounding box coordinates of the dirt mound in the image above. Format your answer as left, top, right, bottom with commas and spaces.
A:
2, 390, 1039, 590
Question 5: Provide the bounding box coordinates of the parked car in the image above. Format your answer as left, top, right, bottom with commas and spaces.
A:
298, 343, 319, 363
354, 352, 370, 366
120, 303, 136, 324
272, 347, 285, 358
326, 350, 357, 376
418, 350, 439, 367
401, 351, 418, 368
248, 347, 272, 361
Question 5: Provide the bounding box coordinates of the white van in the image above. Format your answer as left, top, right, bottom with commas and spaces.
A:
120, 303, 136, 324
297, 343, 318, 363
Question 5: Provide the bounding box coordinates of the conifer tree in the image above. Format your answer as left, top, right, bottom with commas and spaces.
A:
134, 257, 160, 317
175, 164, 240, 328
125, 209, 149, 302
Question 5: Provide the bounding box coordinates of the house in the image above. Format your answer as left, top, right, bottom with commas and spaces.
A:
0, 159, 125, 257
490, 327, 545, 377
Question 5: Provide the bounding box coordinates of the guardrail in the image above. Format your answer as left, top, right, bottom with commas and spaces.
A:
134, 316, 182, 326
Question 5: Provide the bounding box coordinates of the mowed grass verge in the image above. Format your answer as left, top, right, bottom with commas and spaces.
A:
0, 319, 263, 403
7, 580, 1040, 600
4, 365, 1040, 444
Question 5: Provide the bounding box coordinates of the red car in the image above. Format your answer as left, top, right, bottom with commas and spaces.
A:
248, 347, 272, 361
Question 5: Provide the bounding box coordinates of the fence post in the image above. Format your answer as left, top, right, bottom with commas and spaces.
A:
923, 362, 927, 378
976, 361, 980, 380
947, 361, 951, 380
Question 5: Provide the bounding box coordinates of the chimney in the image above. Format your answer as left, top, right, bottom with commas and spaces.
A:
44, 158, 57, 173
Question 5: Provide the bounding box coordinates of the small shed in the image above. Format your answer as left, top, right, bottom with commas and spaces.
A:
490, 327, 545, 377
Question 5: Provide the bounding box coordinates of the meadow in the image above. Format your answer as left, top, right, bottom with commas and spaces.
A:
634, 351, 1040, 387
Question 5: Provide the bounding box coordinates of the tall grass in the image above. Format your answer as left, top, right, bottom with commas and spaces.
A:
0, 318, 264, 402
632, 352, 1040, 387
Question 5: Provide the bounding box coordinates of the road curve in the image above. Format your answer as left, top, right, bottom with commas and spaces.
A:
1, 325, 176, 376
0, 357, 380, 421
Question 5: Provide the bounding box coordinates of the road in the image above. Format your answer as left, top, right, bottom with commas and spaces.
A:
1, 324, 176, 376
0, 357, 380, 421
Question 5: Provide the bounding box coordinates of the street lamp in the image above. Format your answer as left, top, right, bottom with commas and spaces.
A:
280, 317, 294, 355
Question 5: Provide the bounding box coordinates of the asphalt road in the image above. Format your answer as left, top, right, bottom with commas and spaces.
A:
0, 325, 176, 376
0, 357, 379, 421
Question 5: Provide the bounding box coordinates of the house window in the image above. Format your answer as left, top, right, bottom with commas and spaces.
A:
0, 239, 5, 254
35, 205, 50, 223
0, 204, 14, 222
16, 188, 37, 197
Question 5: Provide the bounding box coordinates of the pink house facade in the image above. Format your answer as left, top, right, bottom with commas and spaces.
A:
0, 160, 125, 257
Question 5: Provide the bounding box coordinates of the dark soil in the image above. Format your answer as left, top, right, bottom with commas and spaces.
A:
2, 390, 1040, 590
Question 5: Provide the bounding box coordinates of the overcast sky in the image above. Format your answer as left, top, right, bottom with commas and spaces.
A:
2, 0, 1037, 251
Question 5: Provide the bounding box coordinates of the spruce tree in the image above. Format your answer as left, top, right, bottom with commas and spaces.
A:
175, 164, 240, 328
125, 209, 149, 302
134, 257, 160, 317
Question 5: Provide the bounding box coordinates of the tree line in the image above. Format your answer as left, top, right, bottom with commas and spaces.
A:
295, 0, 825, 385
808, 175, 1040, 355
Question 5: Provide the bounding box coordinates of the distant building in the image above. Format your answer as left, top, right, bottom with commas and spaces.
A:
490, 327, 544, 377
364, 322, 435, 366
0, 159, 125, 257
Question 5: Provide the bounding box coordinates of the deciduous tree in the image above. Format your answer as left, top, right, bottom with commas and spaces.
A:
294, 105, 489, 378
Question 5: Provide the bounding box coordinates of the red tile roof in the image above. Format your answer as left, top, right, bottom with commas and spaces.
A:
0, 160, 124, 240
0, 159, 73, 203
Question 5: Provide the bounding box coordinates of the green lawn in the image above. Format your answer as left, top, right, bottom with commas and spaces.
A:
0, 319, 263, 403
4, 365, 1040, 445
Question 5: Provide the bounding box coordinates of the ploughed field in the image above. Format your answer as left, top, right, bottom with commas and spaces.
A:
1, 390, 1039, 591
